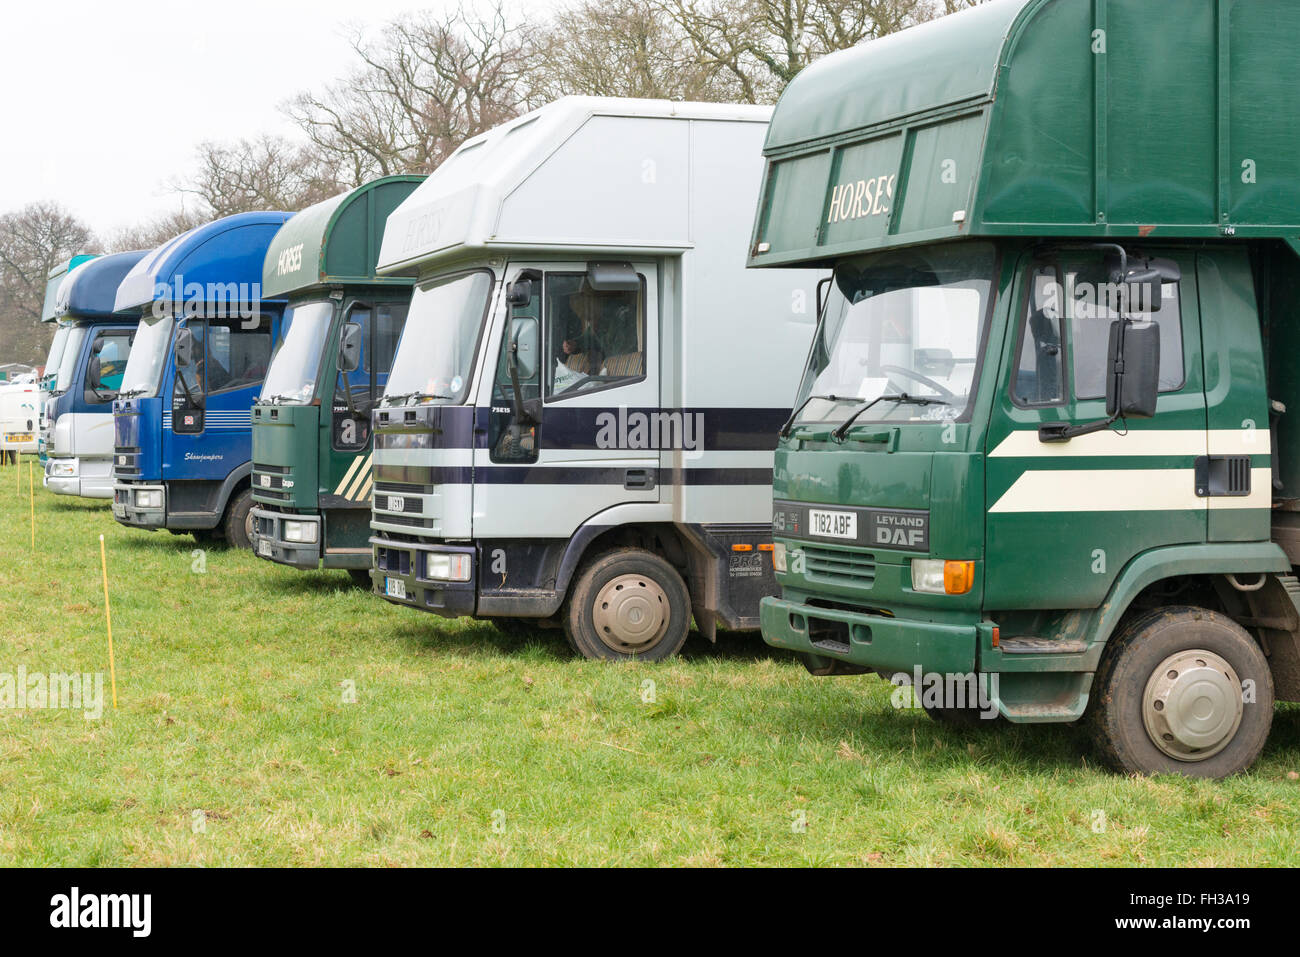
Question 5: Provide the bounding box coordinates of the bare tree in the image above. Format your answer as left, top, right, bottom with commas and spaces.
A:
285, 3, 534, 181
102, 207, 210, 255
0, 203, 96, 364
654, 0, 937, 103
182, 135, 344, 217
533, 0, 742, 102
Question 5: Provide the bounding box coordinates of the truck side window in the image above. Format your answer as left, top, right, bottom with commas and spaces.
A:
173, 321, 206, 411
1068, 263, 1184, 400
490, 277, 541, 463
545, 273, 645, 399
368, 302, 407, 390
1012, 267, 1065, 406
207, 325, 272, 395
86, 330, 133, 403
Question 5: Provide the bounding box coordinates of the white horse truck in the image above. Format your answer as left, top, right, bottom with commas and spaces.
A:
369, 96, 819, 659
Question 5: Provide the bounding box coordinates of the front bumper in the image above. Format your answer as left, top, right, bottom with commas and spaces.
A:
112, 482, 166, 528
250, 508, 323, 570
44, 456, 115, 499
761, 595, 986, 676
370, 537, 476, 617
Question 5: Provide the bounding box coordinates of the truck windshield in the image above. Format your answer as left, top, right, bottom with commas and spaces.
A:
44, 325, 72, 388
382, 269, 493, 406
117, 314, 174, 398
52, 325, 88, 394
259, 300, 334, 404
793, 242, 996, 426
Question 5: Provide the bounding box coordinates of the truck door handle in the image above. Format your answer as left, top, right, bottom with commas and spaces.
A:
624, 468, 656, 490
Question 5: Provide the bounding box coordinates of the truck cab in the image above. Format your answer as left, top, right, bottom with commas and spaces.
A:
111, 212, 290, 547
250, 176, 423, 580
41, 251, 147, 498
38, 254, 98, 468
369, 97, 819, 659
753, 0, 1300, 777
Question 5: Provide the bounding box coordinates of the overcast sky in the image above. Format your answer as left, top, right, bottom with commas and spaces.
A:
0, 0, 438, 240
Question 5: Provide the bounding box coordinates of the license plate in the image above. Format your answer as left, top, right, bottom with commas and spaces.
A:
388, 495, 405, 513
385, 577, 406, 599
809, 508, 857, 540
5, 433, 32, 443
258, 539, 272, 557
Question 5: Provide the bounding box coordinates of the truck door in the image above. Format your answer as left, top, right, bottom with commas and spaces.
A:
166, 319, 273, 483
473, 261, 661, 540
984, 248, 1206, 610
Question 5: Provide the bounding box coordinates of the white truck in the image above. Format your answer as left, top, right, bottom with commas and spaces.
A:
0, 375, 40, 464
368, 96, 819, 659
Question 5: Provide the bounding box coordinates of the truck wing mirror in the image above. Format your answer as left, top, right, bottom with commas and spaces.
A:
506, 279, 533, 307
338, 321, 363, 374
509, 316, 539, 380
1106, 319, 1160, 419
86, 355, 102, 389
174, 327, 194, 368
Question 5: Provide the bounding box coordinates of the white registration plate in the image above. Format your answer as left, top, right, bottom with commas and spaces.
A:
385, 577, 407, 599
259, 474, 271, 487
809, 509, 857, 540
258, 539, 272, 557
388, 495, 405, 513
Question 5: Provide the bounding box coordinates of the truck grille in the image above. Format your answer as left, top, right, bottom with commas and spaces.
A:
802, 545, 876, 587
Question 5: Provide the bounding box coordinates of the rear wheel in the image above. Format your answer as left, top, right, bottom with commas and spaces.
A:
563, 548, 690, 661
222, 488, 256, 550
1088, 606, 1272, 778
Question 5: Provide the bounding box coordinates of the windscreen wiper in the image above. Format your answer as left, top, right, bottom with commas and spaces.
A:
831, 394, 949, 441
383, 391, 452, 407
117, 388, 148, 399
779, 394, 866, 438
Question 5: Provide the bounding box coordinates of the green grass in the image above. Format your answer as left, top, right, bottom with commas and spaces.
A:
1, 454, 1298, 866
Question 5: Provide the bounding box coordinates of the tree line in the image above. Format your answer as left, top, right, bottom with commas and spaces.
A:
0, 0, 978, 365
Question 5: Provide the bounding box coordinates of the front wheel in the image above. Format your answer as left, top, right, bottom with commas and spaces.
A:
1088, 606, 1273, 778
221, 488, 256, 550
563, 548, 691, 661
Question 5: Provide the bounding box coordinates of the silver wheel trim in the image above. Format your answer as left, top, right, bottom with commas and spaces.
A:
1141, 648, 1243, 762
591, 573, 670, 653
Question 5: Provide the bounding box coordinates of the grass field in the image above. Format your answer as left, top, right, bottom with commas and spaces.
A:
1, 454, 1298, 866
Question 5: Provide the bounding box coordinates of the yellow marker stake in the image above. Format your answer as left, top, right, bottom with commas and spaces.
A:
99, 534, 118, 709
28, 461, 34, 548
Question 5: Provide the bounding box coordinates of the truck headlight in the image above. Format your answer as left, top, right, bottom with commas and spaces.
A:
49, 460, 77, 477
283, 520, 318, 544
911, 559, 975, 596
772, 542, 787, 573
426, 552, 471, 582
134, 489, 162, 509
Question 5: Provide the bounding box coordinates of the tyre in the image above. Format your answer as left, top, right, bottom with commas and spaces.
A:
221, 487, 256, 551
347, 568, 373, 588
563, 548, 691, 661
1088, 606, 1273, 778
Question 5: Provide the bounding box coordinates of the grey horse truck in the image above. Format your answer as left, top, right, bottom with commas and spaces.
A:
369, 97, 821, 659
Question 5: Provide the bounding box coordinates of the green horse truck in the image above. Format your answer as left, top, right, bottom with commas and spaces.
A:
250, 176, 423, 581
753, 0, 1300, 777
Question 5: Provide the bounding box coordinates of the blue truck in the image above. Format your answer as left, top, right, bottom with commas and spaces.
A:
42, 251, 147, 498
111, 212, 291, 548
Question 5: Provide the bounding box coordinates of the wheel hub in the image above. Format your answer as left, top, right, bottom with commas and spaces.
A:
592, 573, 669, 653
1142, 649, 1243, 762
